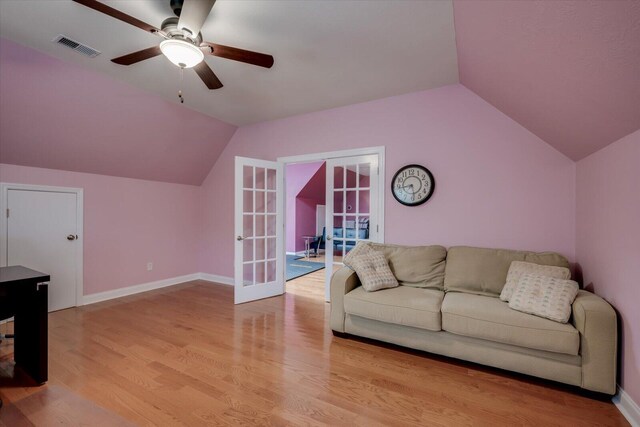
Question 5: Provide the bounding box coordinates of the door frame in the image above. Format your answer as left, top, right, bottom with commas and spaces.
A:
277, 146, 386, 299
0, 183, 84, 307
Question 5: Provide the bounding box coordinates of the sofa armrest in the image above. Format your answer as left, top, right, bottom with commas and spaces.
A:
329, 267, 361, 332
571, 290, 617, 394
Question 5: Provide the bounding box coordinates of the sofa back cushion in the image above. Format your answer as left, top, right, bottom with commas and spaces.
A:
444, 246, 569, 297
368, 243, 447, 289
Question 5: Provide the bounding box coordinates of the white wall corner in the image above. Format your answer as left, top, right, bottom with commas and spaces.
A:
613, 386, 640, 427
198, 273, 234, 286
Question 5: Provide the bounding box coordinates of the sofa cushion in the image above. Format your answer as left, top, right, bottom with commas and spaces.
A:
344, 286, 444, 331
343, 242, 373, 269
500, 261, 571, 302
368, 243, 447, 289
441, 292, 579, 355
444, 246, 569, 297
348, 245, 398, 292
509, 274, 579, 323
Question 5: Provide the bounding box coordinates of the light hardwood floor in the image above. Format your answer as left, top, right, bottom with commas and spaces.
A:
0, 279, 629, 426
286, 253, 332, 300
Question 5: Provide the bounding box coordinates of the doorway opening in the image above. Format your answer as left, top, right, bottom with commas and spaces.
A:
233, 147, 384, 305
284, 161, 327, 300
279, 147, 385, 302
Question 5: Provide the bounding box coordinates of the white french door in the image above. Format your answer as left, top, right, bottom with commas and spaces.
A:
325, 155, 380, 300
234, 157, 284, 304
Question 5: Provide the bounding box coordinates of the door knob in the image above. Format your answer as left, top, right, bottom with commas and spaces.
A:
236, 236, 245, 241
326, 236, 332, 241
67, 234, 77, 241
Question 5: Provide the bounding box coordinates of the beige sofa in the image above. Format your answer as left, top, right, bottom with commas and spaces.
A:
330, 245, 617, 395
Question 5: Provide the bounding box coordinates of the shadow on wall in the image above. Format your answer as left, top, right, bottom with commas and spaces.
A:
575, 262, 634, 394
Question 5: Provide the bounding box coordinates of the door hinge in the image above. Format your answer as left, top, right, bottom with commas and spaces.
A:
5, 208, 8, 218
377, 224, 379, 232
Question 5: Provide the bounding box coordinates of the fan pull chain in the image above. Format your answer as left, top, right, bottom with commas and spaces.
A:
178, 66, 185, 104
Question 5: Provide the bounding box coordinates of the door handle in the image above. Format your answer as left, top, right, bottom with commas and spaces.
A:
326, 236, 332, 241
67, 234, 78, 241
236, 236, 245, 241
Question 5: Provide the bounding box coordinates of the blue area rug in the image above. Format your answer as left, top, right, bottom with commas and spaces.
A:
286, 254, 325, 281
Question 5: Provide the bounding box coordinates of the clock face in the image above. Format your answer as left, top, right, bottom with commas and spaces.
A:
391, 164, 435, 206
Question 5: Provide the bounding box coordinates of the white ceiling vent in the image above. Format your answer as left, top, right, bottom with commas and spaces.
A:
52, 35, 101, 58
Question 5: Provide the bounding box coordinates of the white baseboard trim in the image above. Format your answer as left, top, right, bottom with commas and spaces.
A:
286, 251, 306, 257
82, 273, 200, 306
614, 386, 640, 427
81, 272, 234, 306
198, 273, 233, 286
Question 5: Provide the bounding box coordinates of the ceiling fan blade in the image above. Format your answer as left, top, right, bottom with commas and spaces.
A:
194, 61, 223, 90
202, 43, 274, 68
178, 0, 216, 37
112, 46, 162, 65
72, 0, 158, 33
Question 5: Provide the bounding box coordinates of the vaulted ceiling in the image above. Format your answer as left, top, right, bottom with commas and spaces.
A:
0, 0, 459, 126
453, 0, 640, 160
0, 38, 236, 185
1, 0, 639, 183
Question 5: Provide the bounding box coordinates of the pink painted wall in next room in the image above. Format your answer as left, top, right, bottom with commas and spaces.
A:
199, 84, 576, 277
0, 163, 201, 296
285, 162, 324, 253
576, 129, 640, 403
294, 164, 326, 253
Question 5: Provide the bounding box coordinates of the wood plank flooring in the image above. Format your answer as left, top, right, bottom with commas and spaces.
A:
0, 280, 629, 426
286, 253, 332, 300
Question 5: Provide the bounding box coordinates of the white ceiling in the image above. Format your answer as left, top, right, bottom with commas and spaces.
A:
0, 0, 459, 126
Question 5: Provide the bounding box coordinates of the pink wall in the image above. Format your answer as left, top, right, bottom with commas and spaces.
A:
295, 198, 321, 252
0, 163, 201, 296
200, 84, 576, 277
0, 38, 237, 185
576, 129, 640, 403
294, 164, 326, 252
284, 162, 324, 252
297, 163, 326, 200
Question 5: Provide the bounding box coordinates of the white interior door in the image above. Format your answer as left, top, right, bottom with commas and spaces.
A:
325, 155, 380, 301
6, 189, 79, 312
234, 157, 284, 304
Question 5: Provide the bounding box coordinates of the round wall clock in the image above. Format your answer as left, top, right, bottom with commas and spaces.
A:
391, 164, 435, 206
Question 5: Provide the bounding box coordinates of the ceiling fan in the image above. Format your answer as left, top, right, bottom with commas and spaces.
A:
72, 0, 274, 90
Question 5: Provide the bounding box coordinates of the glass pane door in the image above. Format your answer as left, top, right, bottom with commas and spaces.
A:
325, 155, 379, 300
234, 157, 283, 304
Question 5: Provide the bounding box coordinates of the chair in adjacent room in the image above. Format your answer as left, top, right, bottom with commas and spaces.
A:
311, 227, 326, 256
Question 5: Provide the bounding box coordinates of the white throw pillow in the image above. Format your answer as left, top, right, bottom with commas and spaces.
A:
348, 245, 399, 292
500, 261, 570, 302
508, 273, 579, 323
343, 241, 372, 270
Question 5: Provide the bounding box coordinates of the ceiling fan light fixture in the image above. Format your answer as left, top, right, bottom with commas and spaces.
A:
159, 39, 204, 68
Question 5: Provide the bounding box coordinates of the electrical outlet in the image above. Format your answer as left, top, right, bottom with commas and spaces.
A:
147, 262, 153, 271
